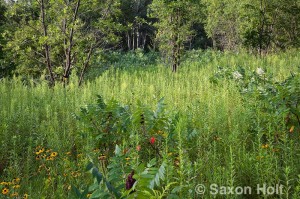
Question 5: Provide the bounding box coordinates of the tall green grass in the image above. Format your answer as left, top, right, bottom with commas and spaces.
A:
0, 50, 300, 198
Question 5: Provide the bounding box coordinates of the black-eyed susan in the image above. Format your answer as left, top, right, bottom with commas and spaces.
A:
10, 192, 18, 197
23, 193, 29, 199
46, 156, 54, 161
12, 185, 20, 189
12, 178, 20, 184
50, 152, 58, 158
2, 188, 9, 195
35, 148, 45, 155
0, 181, 8, 186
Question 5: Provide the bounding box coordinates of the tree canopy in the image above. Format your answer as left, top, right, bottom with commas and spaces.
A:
0, 0, 299, 81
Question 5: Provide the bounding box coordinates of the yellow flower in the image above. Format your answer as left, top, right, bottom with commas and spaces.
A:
87, 193, 91, 198
12, 178, 20, 184
2, 188, 9, 195
0, 182, 8, 186
46, 149, 52, 153
23, 193, 28, 199
50, 152, 58, 157
289, 126, 295, 133
46, 156, 54, 161
125, 157, 130, 161
13, 185, 20, 189
261, 144, 269, 149
10, 192, 18, 197
66, 152, 71, 155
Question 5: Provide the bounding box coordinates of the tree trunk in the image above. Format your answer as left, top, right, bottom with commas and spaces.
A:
78, 45, 94, 86
63, 0, 80, 85
41, 0, 55, 86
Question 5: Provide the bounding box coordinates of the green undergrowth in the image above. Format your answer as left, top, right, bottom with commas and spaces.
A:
0, 50, 300, 198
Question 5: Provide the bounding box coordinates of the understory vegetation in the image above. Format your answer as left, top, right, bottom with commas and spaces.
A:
1, 51, 300, 198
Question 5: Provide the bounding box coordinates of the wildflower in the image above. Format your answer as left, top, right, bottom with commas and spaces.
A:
87, 193, 91, 198
0, 182, 8, 186
35, 155, 41, 160
125, 157, 130, 161
136, 145, 141, 151
71, 171, 81, 177
125, 171, 136, 190
66, 151, 71, 155
50, 152, 58, 157
232, 71, 243, 80
10, 192, 18, 197
23, 193, 29, 199
14, 178, 20, 183
150, 137, 156, 145
46, 149, 52, 153
256, 68, 265, 76
289, 126, 295, 133
261, 144, 269, 149
2, 188, 9, 195
46, 156, 54, 161
35, 148, 45, 155
12, 185, 20, 189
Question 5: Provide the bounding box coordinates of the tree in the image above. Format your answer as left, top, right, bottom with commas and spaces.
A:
3, 0, 122, 85
203, 0, 242, 51
0, 0, 6, 62
149, 0, 202, 72
120, 0, 154, 51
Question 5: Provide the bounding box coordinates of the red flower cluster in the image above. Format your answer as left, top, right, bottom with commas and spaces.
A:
150, 137, 156, 145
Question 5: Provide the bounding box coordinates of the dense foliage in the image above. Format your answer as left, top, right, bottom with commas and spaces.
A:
0, 0, 299, 81
1, 51, 300, 198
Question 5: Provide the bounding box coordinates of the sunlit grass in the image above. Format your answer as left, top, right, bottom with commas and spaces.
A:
0, 50, 300, 198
